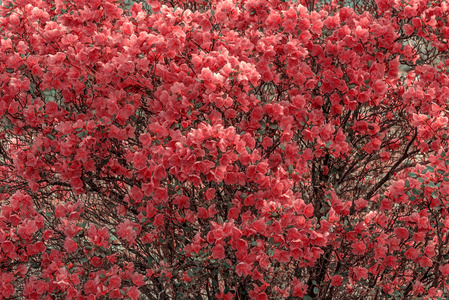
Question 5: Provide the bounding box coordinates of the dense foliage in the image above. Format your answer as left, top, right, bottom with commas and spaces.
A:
1, 0, 449, 298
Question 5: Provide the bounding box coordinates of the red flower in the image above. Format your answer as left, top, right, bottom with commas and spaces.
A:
394, 227, 409, 240
292, 280, 308, 298
116, 220, 138, 245
2, 283, 15, 298
351, 241, 366, 255
235, 262, 252, 277
132, 273, 145, 287
133, 152, 147, 170
64, 238, 78, 253
127, 287, 141, 300
439, 264, 449, 276
205, 188, 215, 201
352, 266, 368, 281
330, 275, 343, 286
383, 255, 397, 267
211, 244, 226, 259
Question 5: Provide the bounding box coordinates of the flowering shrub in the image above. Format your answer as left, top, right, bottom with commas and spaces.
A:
1, 0, 449, 298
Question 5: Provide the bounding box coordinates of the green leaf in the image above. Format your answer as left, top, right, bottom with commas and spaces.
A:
408, 172, 417, 178
313, 287, 319, 294
80, 220, 87, 228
